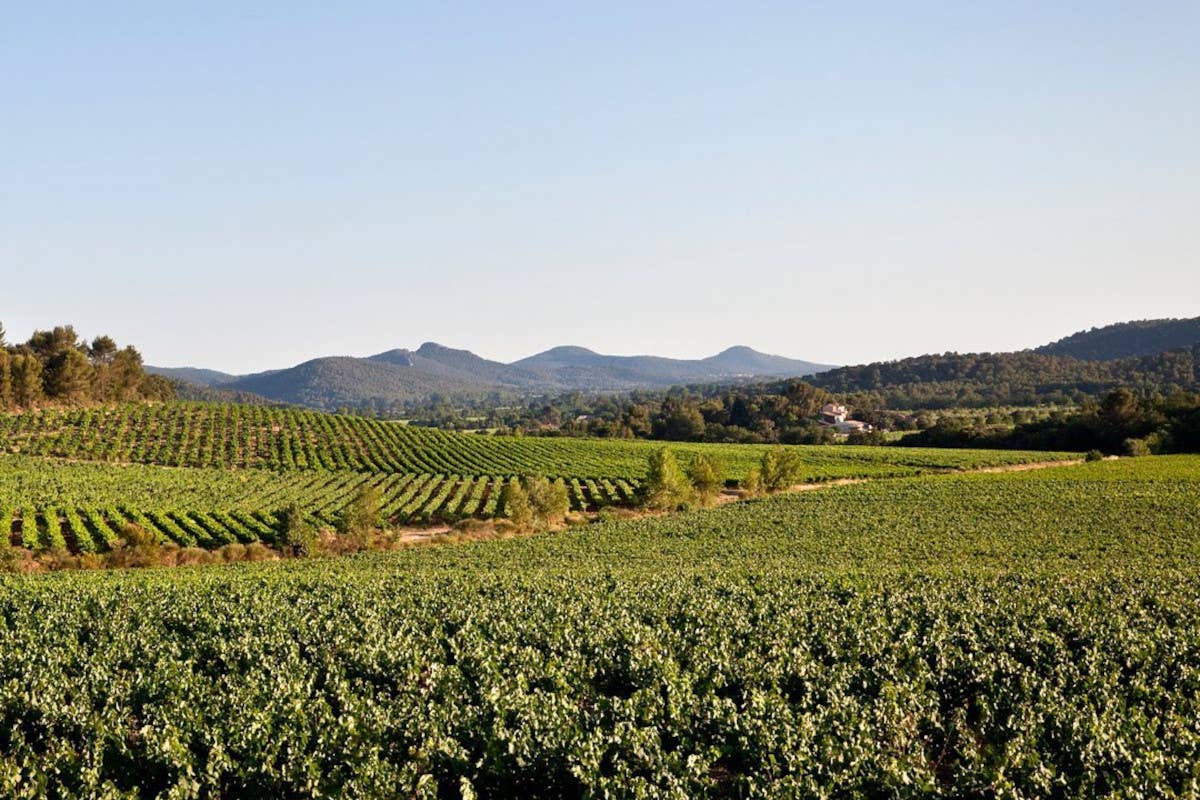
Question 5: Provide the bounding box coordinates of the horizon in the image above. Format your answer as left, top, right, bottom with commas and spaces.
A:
5, 311, 1199, 375
4, 3, 1198, 372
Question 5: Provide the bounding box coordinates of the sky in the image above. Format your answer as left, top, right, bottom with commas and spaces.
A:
2, 2, 1197, 374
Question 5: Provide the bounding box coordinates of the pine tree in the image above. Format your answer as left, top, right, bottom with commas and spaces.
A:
45, 348, 93, 403
10, 355, 43, 408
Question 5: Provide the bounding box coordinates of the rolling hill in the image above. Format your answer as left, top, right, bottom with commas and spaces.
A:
154, 343, 835, 411
1035, 317, 1200, 361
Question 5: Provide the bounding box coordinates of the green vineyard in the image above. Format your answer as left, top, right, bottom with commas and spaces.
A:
0, 402, 1083, 555
0, 456, 642, 550
1, 456, 1198, 795
0, 402, 1074, 480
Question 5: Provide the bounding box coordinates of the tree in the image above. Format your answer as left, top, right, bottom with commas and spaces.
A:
686, 454, 726, 506
0, 351, 11, 409
10, 355, 43, 407
522, 476, 570, 528
338, 484, 382, 537
641, 448, 694, 511
25, 325, 81, 361
499, 478, 534, 530
760, 447, 803, 493
655, 400, 706, 441
88, 336, 118, 366
279, 504, 316, 556
45, 348, 93, 403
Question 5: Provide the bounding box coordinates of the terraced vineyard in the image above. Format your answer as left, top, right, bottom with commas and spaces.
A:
1, 456, 1197, 796
0, 402, 1074, 480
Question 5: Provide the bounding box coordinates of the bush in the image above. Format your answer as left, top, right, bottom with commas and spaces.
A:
686, 454, 726, 506
499, 479, 534, 531
640, 448, 694, 511
760, 447, 803, 493
1085, 449, 1105, 462
1123, 438, 1151, 457
279, 504, 316, 556
338, 485, 383, 537
522, 476, 570, 529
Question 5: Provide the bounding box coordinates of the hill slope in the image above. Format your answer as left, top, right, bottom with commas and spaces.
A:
1035, 317, 1200, 361
807, 347, 1199, 408
145, 366, 240, 386
155, 344, 834, 410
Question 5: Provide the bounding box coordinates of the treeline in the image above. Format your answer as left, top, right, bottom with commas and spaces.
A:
1035, 317, 1200, 361
807, 347, 1199, 409
903, 389, 1200, 455
406, 379, 854, 444
0, 323, 172, 411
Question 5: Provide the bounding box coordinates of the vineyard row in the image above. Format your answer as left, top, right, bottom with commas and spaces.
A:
0, 474, 640, 553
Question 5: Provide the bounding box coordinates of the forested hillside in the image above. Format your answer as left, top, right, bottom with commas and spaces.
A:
0, 323, 173, 411
1035, 316, 1200, 360
806, 346, 1198, 408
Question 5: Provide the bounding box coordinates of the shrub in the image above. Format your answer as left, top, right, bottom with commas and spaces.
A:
338, 485, 383, 537
760, 447, 803, 493
522, 476, 570, 529
640, 448, 694, 511
686, 454, 726, 506
499, 479, 534, 531
279, 504, 316, 557
1085, 449, 1105, 462
1123, 438, 1151, 457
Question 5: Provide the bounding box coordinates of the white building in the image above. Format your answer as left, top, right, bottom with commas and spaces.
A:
819, 403, 872, 434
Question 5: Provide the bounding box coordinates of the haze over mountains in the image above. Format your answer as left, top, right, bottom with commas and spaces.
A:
149, 344, 835, 410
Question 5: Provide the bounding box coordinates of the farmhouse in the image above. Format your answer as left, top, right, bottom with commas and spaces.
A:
820, 403, 847, 424
819, 403, 872, 434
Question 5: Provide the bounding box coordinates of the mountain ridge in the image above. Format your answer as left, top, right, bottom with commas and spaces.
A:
151, 343, 835, 410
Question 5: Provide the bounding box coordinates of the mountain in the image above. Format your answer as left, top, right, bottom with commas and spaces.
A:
223, 356, 492, 409
151, 343, 834, 411
145, 366, 239, 386
1035, 317, 1200, 361
368, 342, 549, 388
512, 346, 833, 391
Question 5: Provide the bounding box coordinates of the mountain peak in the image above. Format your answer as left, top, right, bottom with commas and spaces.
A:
713, 345, 760, 357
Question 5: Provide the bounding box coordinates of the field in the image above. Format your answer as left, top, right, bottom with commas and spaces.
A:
0, 456, 1198, 796
0, 402, 1072, 479
0, 403, 1078, 553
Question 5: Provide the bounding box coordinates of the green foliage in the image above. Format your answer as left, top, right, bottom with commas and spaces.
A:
279, 504, 315, 556
0, 402, 1076, 481
521, 476, 570, 528
810, 347, 1200, 409
640, 448, 694, 511
0, 458, 1196, 793
685, 453, 725, 505
759, 446, 803, 493
338, 484, 383, 537
499, 479, 533, 531
1085, 449, 1105, 462
1, 326, 168, 410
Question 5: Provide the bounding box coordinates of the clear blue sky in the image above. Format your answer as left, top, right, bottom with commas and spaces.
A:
3, 2, 1197, 373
